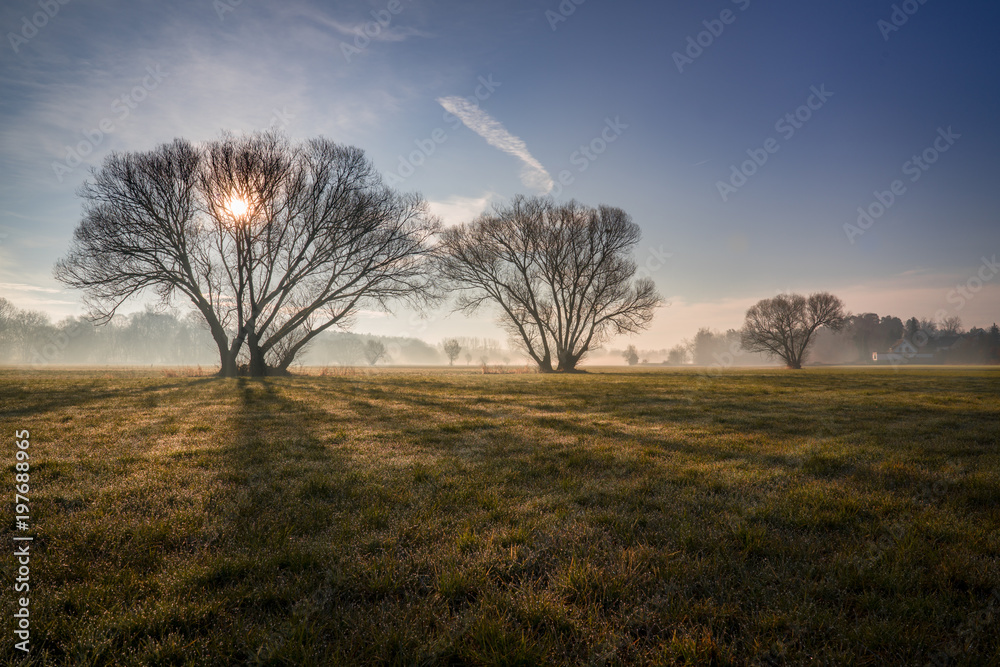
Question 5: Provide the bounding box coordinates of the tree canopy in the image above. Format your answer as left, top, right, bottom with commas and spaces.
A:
55, 132, 438, 376
740, 292, 847, 369
437, 196, 662, 372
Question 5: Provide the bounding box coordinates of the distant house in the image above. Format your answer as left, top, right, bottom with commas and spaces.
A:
872, 338, 934, 364
872, 335, 966, 364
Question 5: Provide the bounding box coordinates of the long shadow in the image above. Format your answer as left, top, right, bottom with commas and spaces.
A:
344, 374, 999, 503
173, 373, 1000, 662
0, 373, 220, 419
308, 377, 776, 503
206, 376, 391, 571
206, 373, 999, 537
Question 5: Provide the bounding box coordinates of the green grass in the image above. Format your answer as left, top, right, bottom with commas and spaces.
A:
2, 366, 999, 665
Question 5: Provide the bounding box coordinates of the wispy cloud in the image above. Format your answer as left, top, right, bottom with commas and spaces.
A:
286, 5, 431, 44
310, 15, 429, 42
0, 210, 52, 222
427, 192, 496, 227
0, 282, 62, 293
437, 96, 553, 194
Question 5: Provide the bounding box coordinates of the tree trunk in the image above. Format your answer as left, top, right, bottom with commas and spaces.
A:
214, 335, 238, 378
556, 349, 584, 372
247, 335, 269, 377
272, 352, 295, 377
218, 355, 237, 378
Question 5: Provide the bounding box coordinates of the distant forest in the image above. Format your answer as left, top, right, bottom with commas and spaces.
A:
1, 297, 997, 367
612, 314, 1000, 367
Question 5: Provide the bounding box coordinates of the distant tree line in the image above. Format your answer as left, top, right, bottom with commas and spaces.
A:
0, 297, 465, 367
796, 312, 998, 365
7, 290, 995, 370
613, 329, 773, 367
612, 305, 998, 369
440, 337, 521, 366
308, 332, 441, 366
0, 298, 218, 365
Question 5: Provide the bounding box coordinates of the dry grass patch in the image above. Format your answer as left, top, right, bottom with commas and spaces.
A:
0, 366, 997, 664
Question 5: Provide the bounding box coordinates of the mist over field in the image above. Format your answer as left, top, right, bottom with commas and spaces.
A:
3, 298, 997, 369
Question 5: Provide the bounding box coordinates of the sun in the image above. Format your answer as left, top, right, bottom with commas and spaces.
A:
224, 195, 249, 219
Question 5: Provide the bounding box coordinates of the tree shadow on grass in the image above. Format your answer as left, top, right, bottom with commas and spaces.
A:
198, 377, 453, 662
0, 374, 220, 420
355, 377, 1000, 521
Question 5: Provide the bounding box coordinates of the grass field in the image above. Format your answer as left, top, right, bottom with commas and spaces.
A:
2, 366, 999, 665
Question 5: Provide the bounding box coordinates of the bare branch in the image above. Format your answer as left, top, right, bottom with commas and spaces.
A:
740, 292, 847, 369
55, 132, 438, 376
436, 196, 663, 372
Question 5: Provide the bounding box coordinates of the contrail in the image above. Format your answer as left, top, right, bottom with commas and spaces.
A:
438, 96, 553, 194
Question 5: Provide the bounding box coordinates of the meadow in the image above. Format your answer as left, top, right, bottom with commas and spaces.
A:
2, 366, 998, 665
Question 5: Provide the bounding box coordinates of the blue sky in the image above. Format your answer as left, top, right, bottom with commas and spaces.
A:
1, 0, 998, 349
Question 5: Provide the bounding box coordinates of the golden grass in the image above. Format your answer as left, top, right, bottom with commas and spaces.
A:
1, 366, 997, 665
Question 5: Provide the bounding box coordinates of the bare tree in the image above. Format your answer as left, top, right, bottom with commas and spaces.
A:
2, 307, 53, 363
0, 297, 13, 356
437, 196, 662, 372
623, 344, 639, 366
667, 344, 688, 365
364, 339, 387, 366
329, 335, 365, 366
54, 132, 438, 377
740, 292, 846, 369
442, 338, 461, 365
940, 316, 963, 335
